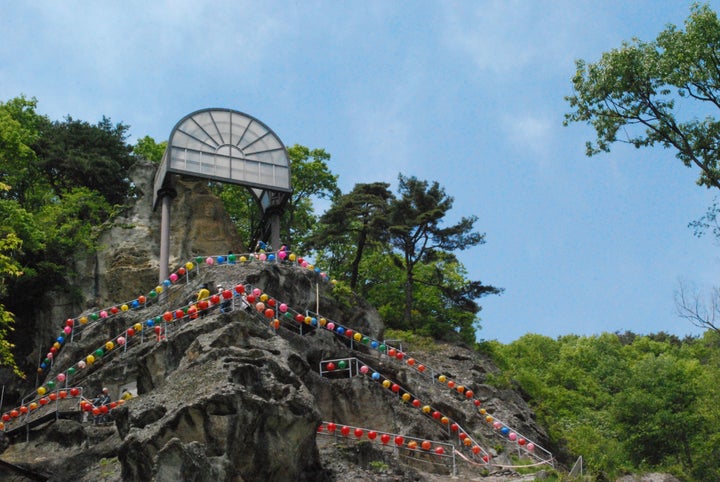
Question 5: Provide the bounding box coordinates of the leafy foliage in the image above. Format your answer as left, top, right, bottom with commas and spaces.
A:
565, 4, 720, 190
487, 331, 720, 480
311, 175, 502, 344
0, 96, 133, 376
133, 135, 167, 163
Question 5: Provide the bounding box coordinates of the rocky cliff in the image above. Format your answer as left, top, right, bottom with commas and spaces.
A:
0, 162, 552, 481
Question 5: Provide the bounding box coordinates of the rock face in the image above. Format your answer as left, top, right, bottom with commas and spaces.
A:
0, 162, 552, 481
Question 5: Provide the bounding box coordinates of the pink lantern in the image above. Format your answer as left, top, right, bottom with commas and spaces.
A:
100, 310, 108, 318
527, 443, 535, 451
117, 336, 126, 345
64, 326, 72, 335
169, 273, 178, 282
509, 432, 517, 441
47, 352, 53, 360
57, 373, 66, 382
259, 253, 267, 261
279, 303, 288, 313
253, 288, 261, 296
360, 365, 369, 374
278, 251, 287, 260
206, 256, 214, 265
326, 322, 335, 331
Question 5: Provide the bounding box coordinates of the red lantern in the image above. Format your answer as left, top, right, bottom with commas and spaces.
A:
66, 318, 74, 327
354, 428, 364, 438
264, 308, 274, 318
326, 422, 336, 432
421, 440, 432, 450
326, 363, 336, 371
450, 423, 459, 432
380, 433, 390, 444
49, 392, 57, 401
19, 406, 28, 414
110, 306, 119, 314
222, 290, 233, 300
417, 365, 426, 372
387, 348, 396, 357
295, 314, 304, 323
138, 295, 146, 304
175, 309, 184, 319
70, 388, 80, 397
100, 405, 109, 414
10, 410, 19, 418
345, 329, 353, 338
177, 267, 186, 276
395, 352, 404, 360
412, 399, 421, 408
391, 384, 400, 393
234, 285, 245, 294
163, 311, 173, 322
407, 358, 415, 366
465, 390, 474, 398
198, 300, 209, 310
109, 402, 117, 409
394, 435, 404, 446
92, 407, 101, 416
432, 411, 441, 419
39, 398, 49, 406
435, 447, 445, 455
340, 426, 350, 436
1, 414, 10, 422
367, 431, 377, 440
472, 445, 481, 455
59, 390, 67, 399
246, 295, 256, 304
210, 294, 220, 304
127, 328, 136, 337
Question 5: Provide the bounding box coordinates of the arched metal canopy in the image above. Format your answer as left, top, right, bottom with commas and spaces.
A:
153, 108, 291, 285
153, 108, 291, 210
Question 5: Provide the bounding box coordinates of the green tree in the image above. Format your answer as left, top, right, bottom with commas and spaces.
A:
565, 3, 720, 189
611, 353, 702, 471
133, 135, 167, 163
388, 174, 499, 329
282, 144, 339, 249
0, 183, 33, 377
32, 115, 134, 206
0, 96, 44, 209
309, 182, 393, 289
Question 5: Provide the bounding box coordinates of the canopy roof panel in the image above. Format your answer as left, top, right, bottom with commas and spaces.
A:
153, 108, 291, 209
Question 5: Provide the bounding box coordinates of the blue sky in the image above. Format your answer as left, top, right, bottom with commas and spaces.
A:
2, 1, 719, 343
